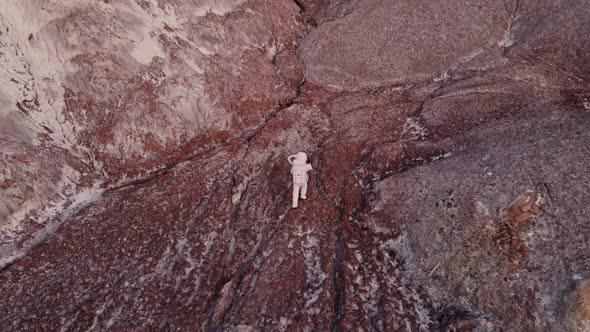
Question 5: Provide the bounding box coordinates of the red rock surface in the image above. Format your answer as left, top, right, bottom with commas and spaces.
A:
1, 0, 589, 331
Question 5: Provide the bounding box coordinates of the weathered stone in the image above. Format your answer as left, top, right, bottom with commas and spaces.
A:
0, 0, 589, 330
568, 280, 590, 332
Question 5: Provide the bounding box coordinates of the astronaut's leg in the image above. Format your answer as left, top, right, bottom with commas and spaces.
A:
293, 183, 301, 208
300, 182, 307, 200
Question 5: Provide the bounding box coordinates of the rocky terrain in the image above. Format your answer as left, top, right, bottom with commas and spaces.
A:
0, 0, 589, 331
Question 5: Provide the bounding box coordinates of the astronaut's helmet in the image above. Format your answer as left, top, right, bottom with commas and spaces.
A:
290, 152, 308, 165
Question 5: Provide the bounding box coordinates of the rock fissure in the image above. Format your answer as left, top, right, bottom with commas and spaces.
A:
213, 187, 293, 330
502, 0, 521, 54
313, 139, 340, 207
292, 0, 305, 14
330, 188, 347, 332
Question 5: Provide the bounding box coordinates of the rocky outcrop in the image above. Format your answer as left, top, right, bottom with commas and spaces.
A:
0, 0, 303, 265
1, 0, 589, 331
567, 280, 590, 331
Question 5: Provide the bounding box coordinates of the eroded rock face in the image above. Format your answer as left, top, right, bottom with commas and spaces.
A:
0, 0, 303, 263
1, 0, 589, 331
300, 0, 510, 88
568, 280, 590, 331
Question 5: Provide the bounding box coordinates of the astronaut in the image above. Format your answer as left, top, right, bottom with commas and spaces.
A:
288, 152, 313, 209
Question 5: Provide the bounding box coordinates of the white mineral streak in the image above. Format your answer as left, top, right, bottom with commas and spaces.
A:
0, 0, 249, 264
0, 182, 102, 270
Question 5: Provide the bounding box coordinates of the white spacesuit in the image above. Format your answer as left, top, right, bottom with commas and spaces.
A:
288, 152, 313, 208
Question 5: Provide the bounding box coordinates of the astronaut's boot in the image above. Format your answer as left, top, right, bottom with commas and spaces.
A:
300, 183, 308, 200
293, 183, 300, 208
